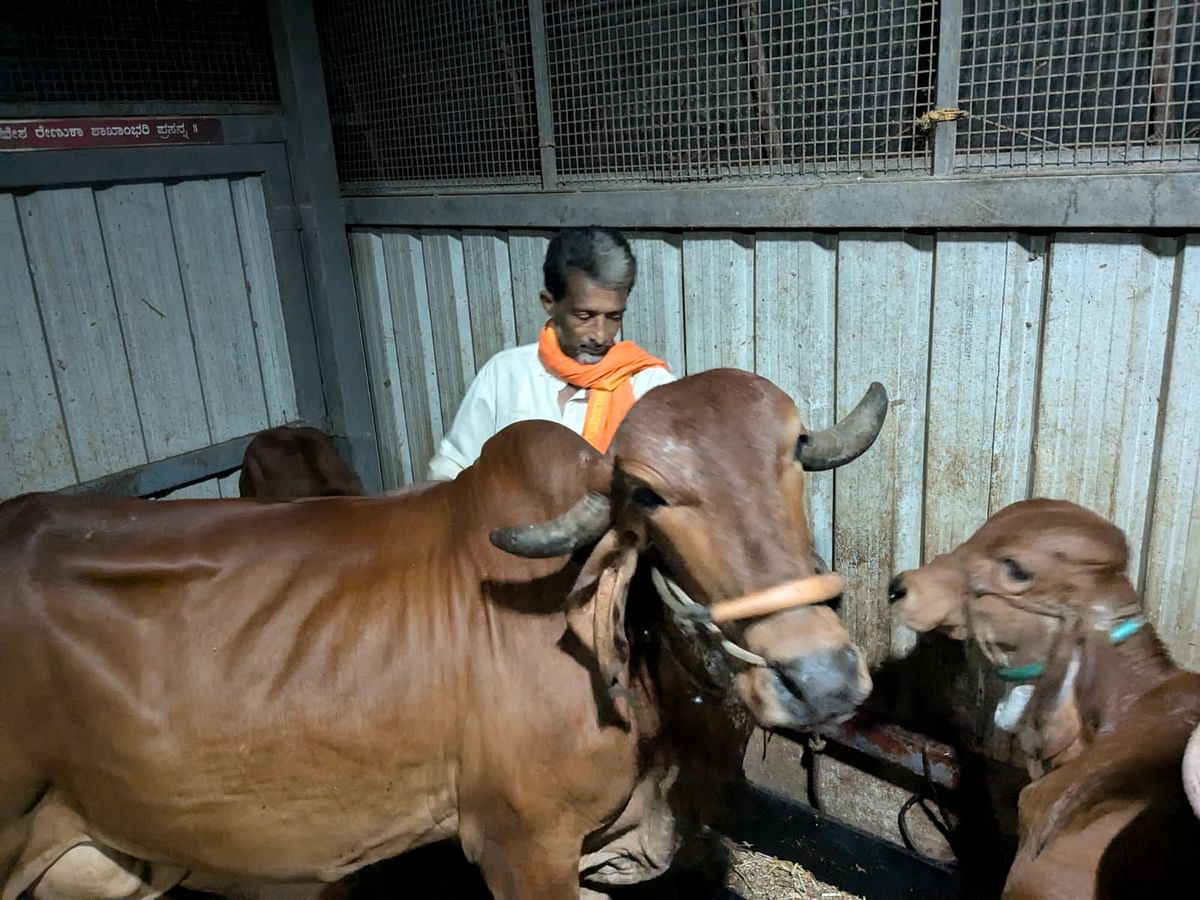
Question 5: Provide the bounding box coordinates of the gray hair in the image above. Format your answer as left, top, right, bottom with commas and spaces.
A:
543, 226, 637, 300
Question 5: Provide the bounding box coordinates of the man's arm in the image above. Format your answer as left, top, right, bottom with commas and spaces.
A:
426, 363, 498, 481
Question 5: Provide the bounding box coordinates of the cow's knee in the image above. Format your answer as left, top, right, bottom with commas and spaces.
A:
29, 843, 181, 900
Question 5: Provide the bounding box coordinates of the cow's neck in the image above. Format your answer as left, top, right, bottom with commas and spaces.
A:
1084, 625, 1178, 738
646, 615, 754, 825
1023, 624, 1179, 775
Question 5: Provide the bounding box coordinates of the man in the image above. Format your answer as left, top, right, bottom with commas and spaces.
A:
427, 226, 676, 481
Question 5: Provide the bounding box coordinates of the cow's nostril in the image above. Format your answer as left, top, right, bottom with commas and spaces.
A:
839, 645, 860, 678
888, 575, 907, 603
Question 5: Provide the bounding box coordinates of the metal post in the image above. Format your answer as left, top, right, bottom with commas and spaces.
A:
267, 0, 382, 493
528, 0, 558, 190
932, 0, 964, 176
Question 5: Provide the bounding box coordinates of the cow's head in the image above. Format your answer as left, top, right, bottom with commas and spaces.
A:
239, 425, 365, 499
491, 369, 887, 731
888, 499, 1141, 743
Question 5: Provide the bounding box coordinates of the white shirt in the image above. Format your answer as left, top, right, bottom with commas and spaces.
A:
427, 342, 677, 481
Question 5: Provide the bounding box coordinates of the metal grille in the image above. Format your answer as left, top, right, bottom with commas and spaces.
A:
317, 0, 540, 191
546, 0, 938, 186
958, 0, 1200, 170
0, 0, 279, 108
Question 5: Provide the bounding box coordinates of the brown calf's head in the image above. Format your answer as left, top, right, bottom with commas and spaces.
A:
888, 499, 1143, 764
889, 499, 1134, 673
492, 369, 889, 731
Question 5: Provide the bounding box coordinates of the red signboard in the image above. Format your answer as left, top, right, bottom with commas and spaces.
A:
0, 116, 225, 152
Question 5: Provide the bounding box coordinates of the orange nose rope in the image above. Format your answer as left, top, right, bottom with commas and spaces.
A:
709, 573, 845, 624
650, 570, 847, 668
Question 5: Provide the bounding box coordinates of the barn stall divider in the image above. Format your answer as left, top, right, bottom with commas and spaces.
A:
1, 0, 383, 503
3, 0, 1199, 897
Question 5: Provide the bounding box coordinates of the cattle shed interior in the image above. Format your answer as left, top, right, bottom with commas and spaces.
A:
2, 0, 1200, 897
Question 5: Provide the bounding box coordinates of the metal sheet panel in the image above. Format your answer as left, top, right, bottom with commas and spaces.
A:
95, 182, 211, 461
231, 176, 298, 427
924, 233, 1046, 556
1144, 234, 1200, 669
343, 171, 1200, 231
421, 232, 477, 427
0, 194, 76, 496
167, 179, 270, 443
463, 231, 519, 368
753, 232, 837, 567
923, 231, 1047, 759
682, 233, 754, 374
218, 470, 243, 498
989, 234, 1049, 515
18, 187, 147, 481
508, 231, 552, 345
834, 233, 934, 662
349, 229, 413, 488
1033, 234, 1177, 586
624, 232, 685, 378
381, 229, 441, 478
164, 479, 223, 499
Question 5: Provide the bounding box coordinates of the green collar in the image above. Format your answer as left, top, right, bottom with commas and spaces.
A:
995, 615, 1146, 682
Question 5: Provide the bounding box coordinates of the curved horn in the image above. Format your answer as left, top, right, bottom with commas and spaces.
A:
490, 490, 613, 558
797, 382, 889, 471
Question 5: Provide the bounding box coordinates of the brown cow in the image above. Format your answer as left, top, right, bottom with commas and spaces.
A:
238, 426, 365, 499
888, 499, 1200, 899
0, 369, 885, 900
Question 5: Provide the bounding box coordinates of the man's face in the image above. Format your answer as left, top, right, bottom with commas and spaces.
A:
541, 271, 627, 364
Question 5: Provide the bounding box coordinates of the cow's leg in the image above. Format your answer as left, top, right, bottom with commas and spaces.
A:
0, 737, 45, 883
475, 832, 582, 900
19, 843, 183, 900
1, 791, 184, 900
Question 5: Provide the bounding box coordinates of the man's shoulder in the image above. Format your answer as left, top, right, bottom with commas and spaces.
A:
632, 362, 678, 392
476, 342, 541, 378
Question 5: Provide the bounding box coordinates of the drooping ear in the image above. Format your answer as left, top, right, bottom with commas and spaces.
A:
1021, 622, 1085, 766
565, 529, 639, 691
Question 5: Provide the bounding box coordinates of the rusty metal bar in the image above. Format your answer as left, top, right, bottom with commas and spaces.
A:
814, 717, 960, 791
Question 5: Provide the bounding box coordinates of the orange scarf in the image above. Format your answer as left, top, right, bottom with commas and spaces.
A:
538, 323, 668, 452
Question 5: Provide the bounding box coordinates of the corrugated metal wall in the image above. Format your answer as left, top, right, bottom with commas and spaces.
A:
349, 227, 1200, 677
0, 176, 298, 499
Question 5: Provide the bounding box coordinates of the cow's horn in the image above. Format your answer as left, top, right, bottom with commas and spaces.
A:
796, 382, 889, 471
490, 490, 613, 558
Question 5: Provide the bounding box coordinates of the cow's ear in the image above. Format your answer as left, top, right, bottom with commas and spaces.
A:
1023, 623, 1085, 763
566, 530, 638, 691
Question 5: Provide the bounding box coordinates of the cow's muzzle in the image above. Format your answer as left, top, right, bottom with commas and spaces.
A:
738, 641, 872, 730
777, 645, 870, 721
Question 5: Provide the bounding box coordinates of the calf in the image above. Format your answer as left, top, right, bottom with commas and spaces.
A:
238, 426, 365, 499
888, 499, 1200, 899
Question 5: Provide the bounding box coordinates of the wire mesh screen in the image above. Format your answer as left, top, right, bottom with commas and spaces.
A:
958, 0, 1200, 170
317, 0, 540, 191
546, 0, 938, 185
0, 0, 279, 108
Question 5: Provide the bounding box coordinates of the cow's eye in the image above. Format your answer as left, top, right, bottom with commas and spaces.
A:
1002, 557, 1031, 582
631, 487, 667, 509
